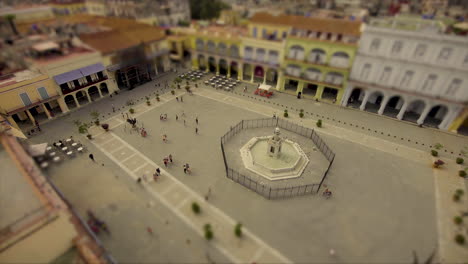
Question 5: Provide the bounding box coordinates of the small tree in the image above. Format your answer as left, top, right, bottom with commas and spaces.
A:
453, 194, 460, 202
191, 202, 201, 214
456, 157, 464, 164
299, 109, 304, 118
185, 85, 191, 92
431, 150, 438, 157
459, 170, 467, 177
455, 234, 465, 245
456, 189, 464, 196
129, 108, 135, 114
433, 159, 444, 168
454, 216, 463, 225
234, 223, 242, 238
316, 119, 322, 128
434, 143, 443, 150
101, 123, 109, 131
204, 223, 213, 241
171, 90, 176, 95
90, 111, 100, 125
156, 94, 160, 101
283, 109, 288, 118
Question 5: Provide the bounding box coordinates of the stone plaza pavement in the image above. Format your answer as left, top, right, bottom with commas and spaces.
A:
86, 91, 292, 264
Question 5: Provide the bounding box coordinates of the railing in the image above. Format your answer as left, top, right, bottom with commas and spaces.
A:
62, 76, 108, 95
220, 118, 335, 199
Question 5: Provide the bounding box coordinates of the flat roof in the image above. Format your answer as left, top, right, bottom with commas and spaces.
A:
0, 70, 42, 89
0, 144, 43, 231
30, 47, 95, 66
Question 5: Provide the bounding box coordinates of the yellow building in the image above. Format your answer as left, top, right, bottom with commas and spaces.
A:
0, 71, 65, 133
51, 0, 87, 16
449, 107, 468, 135
0, 5, 55, 24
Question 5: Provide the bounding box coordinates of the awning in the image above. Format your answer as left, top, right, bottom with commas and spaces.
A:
32, 41, 60, 52
27, 143, 48, 156
53, 63, 105, 85
259, 84, 272, 91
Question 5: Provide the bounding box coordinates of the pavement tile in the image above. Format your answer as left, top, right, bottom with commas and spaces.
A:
122, 154, 146, 171
162, 185, 192, 208
111, 146, 134, 161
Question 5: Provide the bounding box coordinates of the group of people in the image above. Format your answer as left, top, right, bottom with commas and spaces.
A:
322, 188, 332, 199
87, 210, 109, 235
163, 154, 173, 167
160, 114, 168, 121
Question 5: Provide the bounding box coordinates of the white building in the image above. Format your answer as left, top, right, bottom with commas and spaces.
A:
342, 16, 468, 130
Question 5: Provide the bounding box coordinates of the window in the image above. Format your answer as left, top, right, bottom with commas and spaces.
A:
380, 67, 392, 83
90, 73, 98, 81
369, 38, 381, 52
78, 77, 87, 86
446, 79, 462, 96
282, 31, 287, 39
67, 81, 75, 89
421, 74, 437, 91
256, 48, 265, 62
37, 87, 49, 100
252, 27, 257, 38
262, 28, 267, 38
391, 40, 403, 54
414, 44, 427, 58
360, 63, 371, 80
400, 70, 414, 87
438, 47, 452, 61
19, 92, 32, 106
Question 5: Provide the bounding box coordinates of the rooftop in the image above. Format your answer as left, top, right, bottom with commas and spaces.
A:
0, 142, 44, 231
0, 70, 42, 89
250, 12, 362, 36
368, 15, 447, 33
29, 45, 95, 66
197, 25, 247, 38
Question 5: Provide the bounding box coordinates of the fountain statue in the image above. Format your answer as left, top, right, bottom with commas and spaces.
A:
267, 127, 283, 158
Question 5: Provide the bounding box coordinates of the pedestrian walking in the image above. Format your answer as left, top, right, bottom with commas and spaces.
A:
89, 153, 95, 162
137, 177, 142, 183
163, 158, 168, 167
195, 117, 198, 125
112, 104, 115, 112
183, 119, 186, 126
121, 113, 125, 119
147, 227, 153, 235
195, 127, 198, 134
156, 168, 161, 175
205, 187, 211, 201
169, 154, 173, 163
181, 111, 185, 117
183, 164, 187, 174
162, 134, 167, 143
244, 86, 247, 93
176, 114, 179, 121
176, 96, 179, 102
153, 171, 159, 181
180, 96, 183, 102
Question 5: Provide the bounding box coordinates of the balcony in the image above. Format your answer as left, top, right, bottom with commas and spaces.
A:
282, 72, 344, 89
61, 76, 108, 95
284, 57, 349, 71
243, 57, 280, 67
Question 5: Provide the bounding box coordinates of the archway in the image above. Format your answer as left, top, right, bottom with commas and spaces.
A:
230, 45, 239, 58
100, 82, 109, 96
308, 48, 326, 64
383, 96, 404, 118
230, 61, 238, 79
330, 51, 350, 68
304, 83, 317, 97
243, 64, 252, 81
198, 54, 206, 71
196, 39, 204, 51
208, 57, 216, 73
266, 69, 278, 86
219, 59, 228, 75
322, 87, 338, 101
347, 88, 364, 108
364, 91, 384, 113
424, 105, 448, 128
75, 90, 89, 105
254, 66, 264, 83
305, 68, 321, 81
64, 94, 77, 109
88, 86, 100, 101
218, 43, 227, 55
324, 72, 344, 86
288, 45, 305, 60
403, 100, 425, 123
284, 79, 298, 92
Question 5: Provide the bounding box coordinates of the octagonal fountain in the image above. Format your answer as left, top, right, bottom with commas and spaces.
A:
240, 127, 309, 181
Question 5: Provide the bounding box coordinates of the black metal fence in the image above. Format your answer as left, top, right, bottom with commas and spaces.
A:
220, 118, 335, 199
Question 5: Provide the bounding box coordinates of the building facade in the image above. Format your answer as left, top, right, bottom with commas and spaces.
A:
342, 16, 468, 132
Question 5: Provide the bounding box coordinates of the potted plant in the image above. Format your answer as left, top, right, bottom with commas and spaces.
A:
171, 90, 176, 95
456, 157, 464, 164
453, 194, 460, 202
431, 150, 438, 157
185, 85, 191, 92
74, 120, 91, 139
433, 159, 444, 168
455, 234, 465, 245
129, 108, 135, 114
454, 216, 463, 225
456, 189, 464, 196
101, 123, 109, 131
156, 94, 160, 101
283, 109, 288, 118
191, 202, 201, 214
204, 223, 213, 241
459, 170, 467, 177
90, 111, 100, 126
316, 119, 322, 128
434, 143, 443, 150
234, 223, 242, 238
299, 109, 304, 118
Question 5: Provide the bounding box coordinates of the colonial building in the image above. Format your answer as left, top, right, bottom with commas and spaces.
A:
342, 16, 468, 132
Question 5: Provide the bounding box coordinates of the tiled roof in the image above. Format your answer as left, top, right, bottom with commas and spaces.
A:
250, 12, 362, 36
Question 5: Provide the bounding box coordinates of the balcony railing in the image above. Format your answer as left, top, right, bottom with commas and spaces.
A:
62, 76, 108, 95
243, 57, 280, 67
284, 57, 349, 70
283, 72, 344, 89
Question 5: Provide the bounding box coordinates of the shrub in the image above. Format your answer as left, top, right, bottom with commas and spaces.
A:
456, 157, 464, 164
299, 112, 304, 118
434, 143, 443, 150
316, 119, 322, 128
454, 216, 463, 225
156, 94, 160, 101
456, 189, 464, 196
129, 108, 135, 114
146, 100, 151, 106
453, 194, 460, 202
283, 110, 288, 118
171, 90, 175, 95
431, 150, 438, 157
191, 202, 200, 214
455, 234, 465, 245
459, 170, 467, 177
101, 123, 109, 131
433, 159, 444, 168
234, 223, 242, 238
205, 229, 213, 240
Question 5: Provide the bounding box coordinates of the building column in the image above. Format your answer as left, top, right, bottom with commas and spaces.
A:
124, 71, 130, 87
97, 87, 103, 98
359, 91, 371, 111
41, 104, 52, 119
263, 68, 267, 84
216, 60, 220, 75
57, 97, 69, 113
276, 71, 284, 91
25, 109, 36, 125
336, 89, 345, 105
238, 64, 243, 81
297, 80, 304, 94
163, 55, 171, 72
85, 91, 92, 103
315, 85, 325, 100
227, 63, 231, 78
448, 109, 468, 132
135, 67, 140, 82
341, 85, 353, 106
438, 108, 458, 130
73, 94, 81, 108
377, 95, 390, 115
416, 104, 432, 125
250, 67, 254, 83
396, 100, 409, 120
